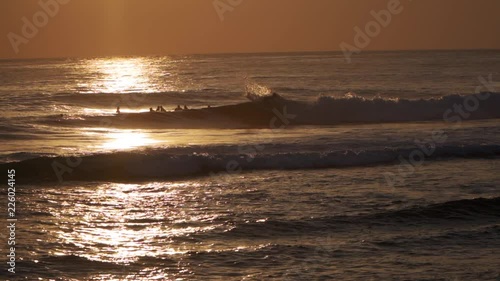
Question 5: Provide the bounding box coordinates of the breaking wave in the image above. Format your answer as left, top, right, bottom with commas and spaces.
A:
39, 92, 500, 129
3, 144, 499, 183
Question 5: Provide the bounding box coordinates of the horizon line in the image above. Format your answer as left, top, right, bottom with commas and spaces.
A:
1, 47, 499, 61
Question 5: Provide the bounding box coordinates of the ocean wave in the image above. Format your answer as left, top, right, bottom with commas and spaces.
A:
184, 244, 324, 264
374, 224, 500, 248
216, 197, 500, 238
2, 144, 499, 182
41, 92, 500, 129
369, 197, 500, 221
14, 255, 128, 279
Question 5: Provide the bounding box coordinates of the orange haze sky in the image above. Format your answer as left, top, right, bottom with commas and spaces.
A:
1, 0, 499, 59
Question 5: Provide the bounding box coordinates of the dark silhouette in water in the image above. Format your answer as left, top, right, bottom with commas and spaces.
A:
54, 92, 500, 130
175, 105, 182, 112
116, 106, 120, 114
152, 106, 167, 112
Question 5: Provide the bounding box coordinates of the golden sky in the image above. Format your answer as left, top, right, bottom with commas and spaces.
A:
1, 0, 499, 59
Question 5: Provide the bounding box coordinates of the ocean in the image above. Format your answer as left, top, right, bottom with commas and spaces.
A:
0, 50, 499, 280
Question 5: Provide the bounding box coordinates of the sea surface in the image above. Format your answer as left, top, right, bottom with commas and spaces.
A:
0, 50, 499, 280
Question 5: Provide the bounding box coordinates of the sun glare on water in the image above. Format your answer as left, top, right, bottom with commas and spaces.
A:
85, 58, 151, 94
101, 130, 159, 150
53, 183, 203, 272
77, 56, 178, 94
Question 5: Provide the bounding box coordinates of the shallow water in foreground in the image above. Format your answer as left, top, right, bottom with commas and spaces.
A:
6, 158, 499, 280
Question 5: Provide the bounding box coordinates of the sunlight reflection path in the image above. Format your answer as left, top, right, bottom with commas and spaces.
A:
76, 57, 180, 94
100, 130, 159, 150
54, 183, 220, 265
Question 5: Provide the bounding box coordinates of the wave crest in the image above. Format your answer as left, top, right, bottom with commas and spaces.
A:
3, 144, 499, 183
38, 92, 500, 129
